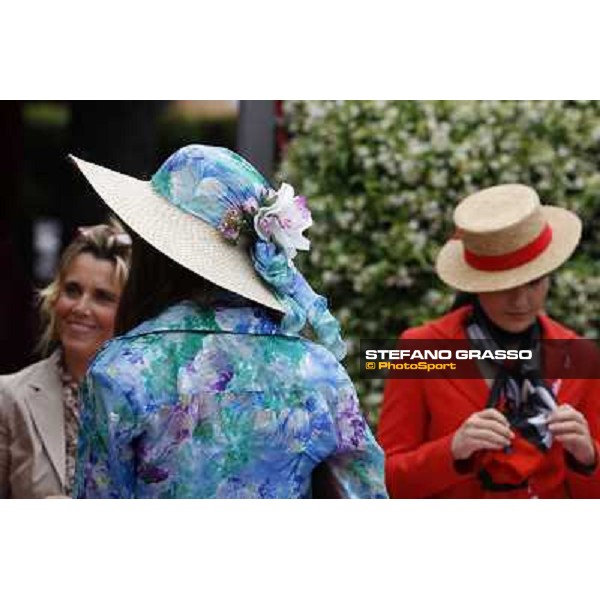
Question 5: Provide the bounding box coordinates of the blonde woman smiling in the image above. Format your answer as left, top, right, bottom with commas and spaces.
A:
0, 223, 130, 498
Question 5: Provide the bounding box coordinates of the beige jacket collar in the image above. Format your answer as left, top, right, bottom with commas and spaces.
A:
24, 350, 66, 488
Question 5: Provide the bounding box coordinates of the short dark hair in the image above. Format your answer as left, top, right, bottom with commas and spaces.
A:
450, 291, 476, 311
115, 230, 222, 334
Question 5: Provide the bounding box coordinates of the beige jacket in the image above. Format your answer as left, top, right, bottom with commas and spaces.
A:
0, 351, 66, 498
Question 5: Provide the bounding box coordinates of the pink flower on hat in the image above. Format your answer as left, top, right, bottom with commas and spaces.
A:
254, 183, 312, 263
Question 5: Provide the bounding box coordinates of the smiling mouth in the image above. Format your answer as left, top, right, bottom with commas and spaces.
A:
65, 321, 97, 332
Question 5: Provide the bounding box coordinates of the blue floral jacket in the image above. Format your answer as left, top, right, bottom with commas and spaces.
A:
74, 302, 387, 498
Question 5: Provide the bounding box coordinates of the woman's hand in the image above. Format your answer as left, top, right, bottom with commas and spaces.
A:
451, 408, 514, 461
548, 404, 597, 467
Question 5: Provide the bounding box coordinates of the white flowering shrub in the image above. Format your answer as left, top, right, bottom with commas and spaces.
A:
279, 101, 600, 425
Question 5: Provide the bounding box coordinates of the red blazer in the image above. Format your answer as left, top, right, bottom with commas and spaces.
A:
377, 306, 600, 498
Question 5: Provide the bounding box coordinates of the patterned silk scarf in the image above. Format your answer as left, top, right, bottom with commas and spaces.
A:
467, 303, 558, 489
57, 353, 81, 496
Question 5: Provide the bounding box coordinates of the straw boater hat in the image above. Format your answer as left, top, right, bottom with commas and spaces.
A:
436, 184, 582, 293
69, 151, 284, 313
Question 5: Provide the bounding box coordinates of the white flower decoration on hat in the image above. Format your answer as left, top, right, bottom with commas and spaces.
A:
254, 183, 313, 263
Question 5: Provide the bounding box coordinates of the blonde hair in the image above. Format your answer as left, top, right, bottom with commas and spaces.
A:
37, 219, 132, 356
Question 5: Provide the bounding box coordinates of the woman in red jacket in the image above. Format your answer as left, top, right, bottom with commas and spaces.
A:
378, 183, 600, 498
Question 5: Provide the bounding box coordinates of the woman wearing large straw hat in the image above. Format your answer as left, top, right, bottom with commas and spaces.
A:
378, 184, 600, 498
70, 144, 386, 499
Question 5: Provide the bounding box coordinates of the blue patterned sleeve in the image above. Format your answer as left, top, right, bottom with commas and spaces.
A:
74, 366, 140, 499
316, 363, 388, 499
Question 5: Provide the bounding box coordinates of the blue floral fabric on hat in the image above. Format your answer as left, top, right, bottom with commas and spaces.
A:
150, 144, 346, 360
151, 145, 268, 242
73, 301, 387, 499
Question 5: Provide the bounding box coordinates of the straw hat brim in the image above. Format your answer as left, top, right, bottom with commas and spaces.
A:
436, 206, 582, 293
70, 155, 285, 313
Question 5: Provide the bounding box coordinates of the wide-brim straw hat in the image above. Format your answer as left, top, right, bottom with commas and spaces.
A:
70, 155, 284, 313
436, 184, 582, 293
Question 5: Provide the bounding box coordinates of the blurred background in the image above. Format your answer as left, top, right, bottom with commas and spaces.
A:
3, 100, 600, 426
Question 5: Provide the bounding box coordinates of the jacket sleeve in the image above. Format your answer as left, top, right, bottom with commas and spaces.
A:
377, 335, 471, 498
74, 367, 140, 499
0, 382, 10, 498
316, 363, 388, 499
565, 379, 600, 498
